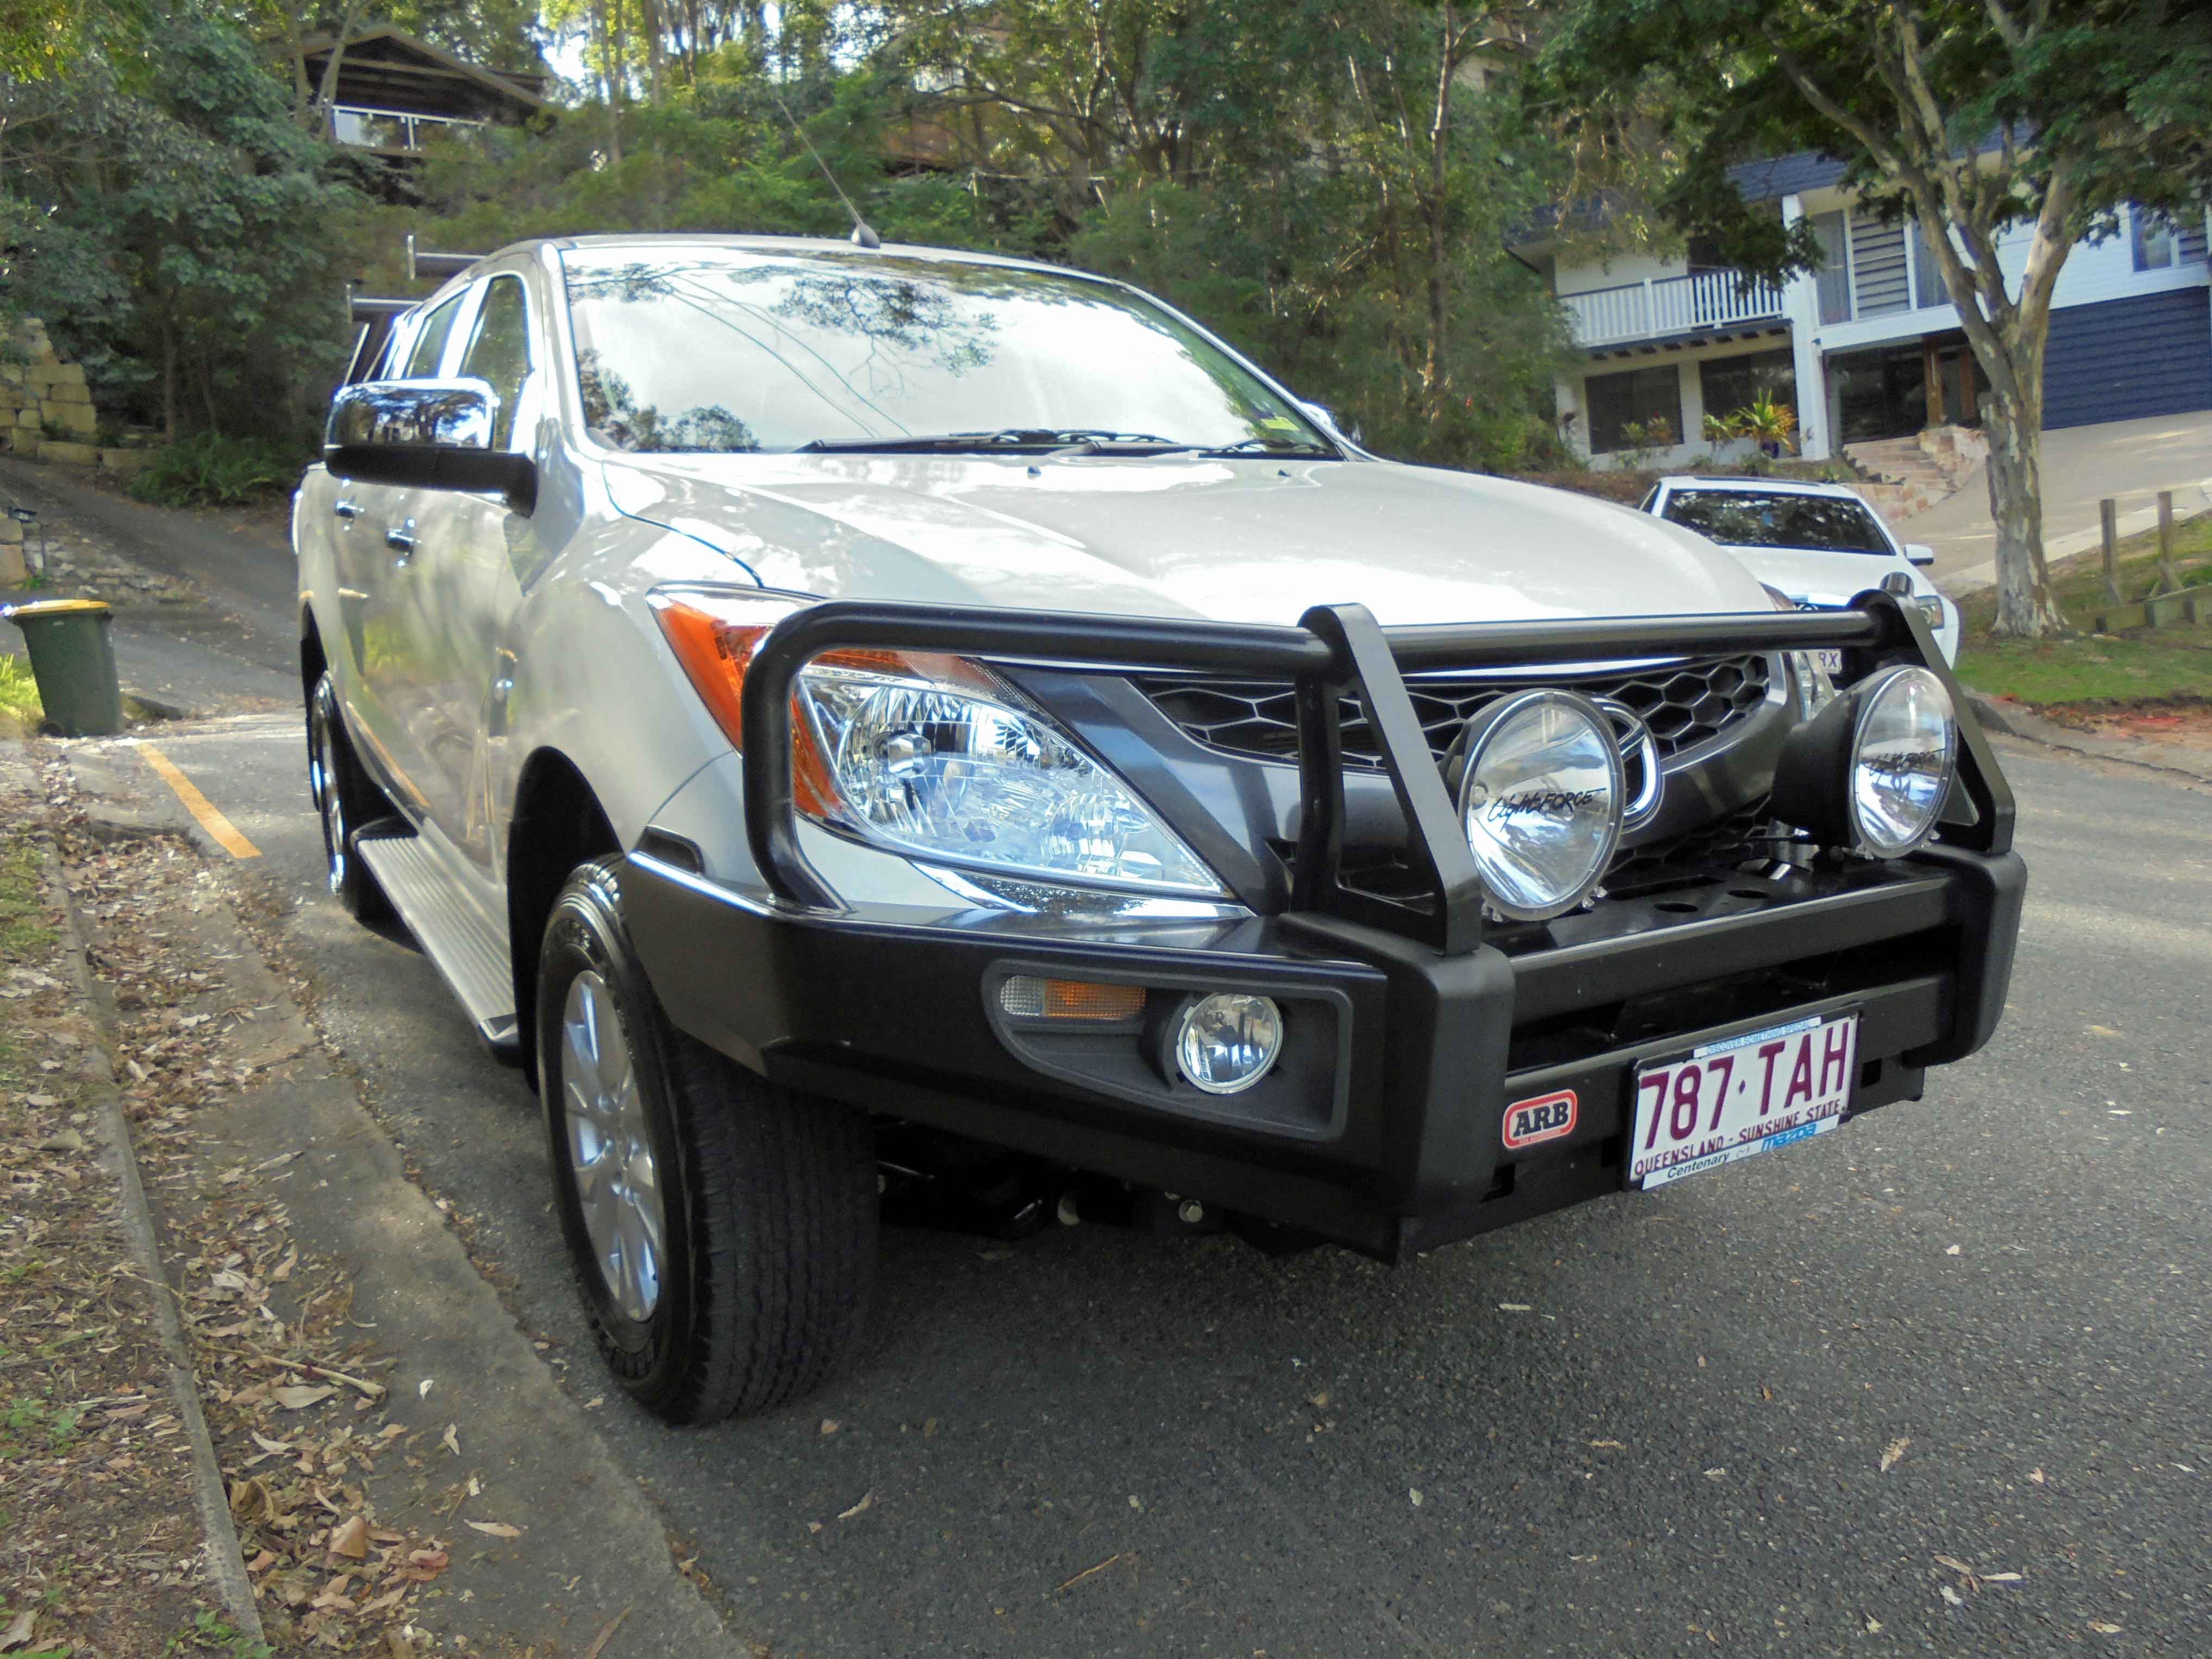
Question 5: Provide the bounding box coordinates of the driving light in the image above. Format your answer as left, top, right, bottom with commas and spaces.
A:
1173, 993, 1283, 1094
1770, 663, 1957, 857
1454, 690, 1624, 922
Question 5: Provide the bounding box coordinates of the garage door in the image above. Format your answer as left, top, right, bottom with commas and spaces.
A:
2041, 287, 2212, 429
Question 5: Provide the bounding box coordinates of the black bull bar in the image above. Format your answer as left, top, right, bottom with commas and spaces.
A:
735, 590, 2015, 948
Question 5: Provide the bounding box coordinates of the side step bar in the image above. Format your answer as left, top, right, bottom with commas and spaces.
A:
354, 826, 520, 1053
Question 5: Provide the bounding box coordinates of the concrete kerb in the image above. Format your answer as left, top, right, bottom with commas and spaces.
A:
1939, 474, 2212, 598
37, 843, 271, 1648
1965, 687, 2212, 786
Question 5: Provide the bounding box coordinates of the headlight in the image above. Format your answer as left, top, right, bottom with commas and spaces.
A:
796, 657, 1221, 894
650, 588, 1223, 898
1454, 690, 1624, 922
1771, 663, 1958, 857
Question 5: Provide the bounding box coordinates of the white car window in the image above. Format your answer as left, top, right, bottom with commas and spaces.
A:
1660, 489, 1892, 554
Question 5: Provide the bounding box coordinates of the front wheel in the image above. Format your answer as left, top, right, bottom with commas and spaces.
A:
537, 857, 877, 1424
306, 672, 391, 921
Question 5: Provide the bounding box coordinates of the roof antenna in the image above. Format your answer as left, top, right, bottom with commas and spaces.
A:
769, 88, 881, 249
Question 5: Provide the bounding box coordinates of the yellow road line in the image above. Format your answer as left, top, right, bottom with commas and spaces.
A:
138, 745, 260, 860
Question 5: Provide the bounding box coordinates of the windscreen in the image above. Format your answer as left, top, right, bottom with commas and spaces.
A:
559, 246, 1329, 455
1660, 489, 1894, 554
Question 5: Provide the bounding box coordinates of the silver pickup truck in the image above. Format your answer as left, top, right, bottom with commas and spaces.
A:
296, 233, 2024, 1423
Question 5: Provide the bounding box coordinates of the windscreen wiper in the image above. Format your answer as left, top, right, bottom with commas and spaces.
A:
793, 428, 1192, 454
1193, 435, 1339, 459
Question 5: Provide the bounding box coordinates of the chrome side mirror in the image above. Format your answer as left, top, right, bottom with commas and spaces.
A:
1904, 543, 1935, 567
326, 378, 536, 514
1298, 399, 1361, 447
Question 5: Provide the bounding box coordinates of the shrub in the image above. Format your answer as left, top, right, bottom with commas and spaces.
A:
127, 434, 302, 508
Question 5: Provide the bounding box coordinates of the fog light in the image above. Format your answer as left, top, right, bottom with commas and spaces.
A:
1173, 993, 1283, 1094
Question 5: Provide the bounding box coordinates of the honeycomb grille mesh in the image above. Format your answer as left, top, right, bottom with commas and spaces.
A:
1138, 655, 1774, 769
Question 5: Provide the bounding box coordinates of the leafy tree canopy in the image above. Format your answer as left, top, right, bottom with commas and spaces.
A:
1541, 0, 2212, 637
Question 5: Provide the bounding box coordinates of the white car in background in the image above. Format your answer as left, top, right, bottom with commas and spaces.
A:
1639, 475, 1960, 665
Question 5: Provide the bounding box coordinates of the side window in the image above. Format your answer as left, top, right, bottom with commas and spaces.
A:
404, 293, 466, 378
459, 276, 533, 450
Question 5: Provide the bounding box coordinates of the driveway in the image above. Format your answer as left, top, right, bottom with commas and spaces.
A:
1910, 410, 2212, 592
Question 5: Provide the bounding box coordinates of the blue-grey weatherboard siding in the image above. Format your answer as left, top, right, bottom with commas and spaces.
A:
2041, 288, 2212, 429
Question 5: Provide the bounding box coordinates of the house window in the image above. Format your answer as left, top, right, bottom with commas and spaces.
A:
1907, 220, 1951, 309
1698, 349, 1797, 430
1810, 211, 1851, 325
2133, 208, 2176, 272
1585, 365, 1682, 453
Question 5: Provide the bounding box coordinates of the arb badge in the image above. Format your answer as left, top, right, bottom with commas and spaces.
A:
1502, 1088, 1577, 1150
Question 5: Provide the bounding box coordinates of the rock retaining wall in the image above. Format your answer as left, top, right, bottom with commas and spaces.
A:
1, 318, 152, 475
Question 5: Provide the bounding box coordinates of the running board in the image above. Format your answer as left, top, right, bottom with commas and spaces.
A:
354, 828, 520, 1053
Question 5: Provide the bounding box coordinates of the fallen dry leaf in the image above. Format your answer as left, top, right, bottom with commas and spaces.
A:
1940, 1584, 1964, 1607
1880, 1437, 1910, 1473
1588, 1439, 1626, 1449
2089, 1621, 2123, 1635
582, 1606, 633, 1659
2028, 1468, 2046, 1484
273, 1383, 336, 1410
327, 1514, 371, 1558
440, 1423, 459, 1456
251, 1430, 292, 1455
465, 1519, 523, 1539
1982, 1572, 2024, 1584
820, 1418, 841, 1435
1408, 1488, 1423, 1507
838, 1491, 874, 1520
1, 1607, 36, 1652
1863, 1617, 1882, 1635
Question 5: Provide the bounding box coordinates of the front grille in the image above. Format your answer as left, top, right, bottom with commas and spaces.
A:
1138, 655, 1773, 769
1322, 796, 1779, 915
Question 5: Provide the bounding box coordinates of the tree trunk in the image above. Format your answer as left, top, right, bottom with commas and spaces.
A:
1419, 3, 1453, 428
1981, 336, 2066, 637
161, 321, 177, 443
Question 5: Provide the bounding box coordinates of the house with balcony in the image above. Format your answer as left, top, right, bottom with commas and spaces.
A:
1522, 153, 2212, 469
301, 26, 547, 189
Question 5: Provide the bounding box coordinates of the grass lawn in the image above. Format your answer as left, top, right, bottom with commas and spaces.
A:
1950, 509, 2212, 709
0, 650, 40, 735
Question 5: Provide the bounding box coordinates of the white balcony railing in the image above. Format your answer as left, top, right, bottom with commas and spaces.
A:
1562, 270, 1786, 348
327, 104, 486, 153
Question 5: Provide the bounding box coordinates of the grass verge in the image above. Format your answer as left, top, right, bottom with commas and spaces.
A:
1951, 510, 2212, 709
0, 652, 40, 737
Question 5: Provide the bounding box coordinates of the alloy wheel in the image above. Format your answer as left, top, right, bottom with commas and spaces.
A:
559, 969, 665, 1323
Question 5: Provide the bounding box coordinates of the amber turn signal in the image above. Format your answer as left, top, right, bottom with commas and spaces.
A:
997, 975, 1147, 1023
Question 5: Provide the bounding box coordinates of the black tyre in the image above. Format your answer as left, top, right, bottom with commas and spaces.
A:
306, 672, 392, 921
536, 857, 877, 1424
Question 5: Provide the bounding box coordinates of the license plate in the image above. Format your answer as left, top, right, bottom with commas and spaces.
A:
1628, 1012, 1859, 1190
1814, 649, 1845, 674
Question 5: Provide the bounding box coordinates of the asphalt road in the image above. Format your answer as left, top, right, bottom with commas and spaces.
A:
63, 506, 2212, 1656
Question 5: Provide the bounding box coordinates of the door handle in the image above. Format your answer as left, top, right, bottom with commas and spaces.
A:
385, 521, 417, 558
334, 498, 363, 522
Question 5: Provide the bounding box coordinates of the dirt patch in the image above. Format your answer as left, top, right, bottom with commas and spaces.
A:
2040, 695, 2212, 748
0, 828, 220, 1659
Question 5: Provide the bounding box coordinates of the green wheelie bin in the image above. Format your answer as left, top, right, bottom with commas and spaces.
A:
3, 598, 124, 737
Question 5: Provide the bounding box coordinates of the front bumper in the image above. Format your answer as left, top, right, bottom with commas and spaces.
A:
623, 840, 2025, 1261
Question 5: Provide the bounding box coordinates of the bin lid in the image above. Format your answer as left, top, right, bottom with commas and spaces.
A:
2, 598, 112, 623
